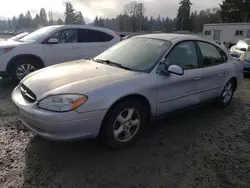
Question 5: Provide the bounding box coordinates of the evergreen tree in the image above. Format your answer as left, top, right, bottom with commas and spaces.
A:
57, 18, 64, 25
39, 8, 48, 26
64, 2, 76, 24
34, 14, 40, 27
12, 16, 18, 29
7, 19, 11, 30
220, 0, 250, 22
176, 0, 192, 31
48, 11, 54, 25
75, 11, 85, 24
18, 13, 25, 28
93, 16, 99, 26
25, 11, 32, 28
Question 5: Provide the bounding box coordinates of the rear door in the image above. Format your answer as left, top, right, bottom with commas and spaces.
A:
43, 29, 82, 66
78, 29, 115, 59
157, 41, 203, 115
196, 41, 231, 101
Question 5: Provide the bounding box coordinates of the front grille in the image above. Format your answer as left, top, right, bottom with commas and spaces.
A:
20, 84, 36, 103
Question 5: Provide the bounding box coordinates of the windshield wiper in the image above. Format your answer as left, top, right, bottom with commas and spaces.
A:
93, 59, 133, 71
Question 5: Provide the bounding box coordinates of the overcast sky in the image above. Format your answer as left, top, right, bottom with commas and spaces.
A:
0, 0, 223, 22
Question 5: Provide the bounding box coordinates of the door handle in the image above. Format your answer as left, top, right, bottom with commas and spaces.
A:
72, 47, 80, 49
224, 69, 229, 74
193, 76, 201, 81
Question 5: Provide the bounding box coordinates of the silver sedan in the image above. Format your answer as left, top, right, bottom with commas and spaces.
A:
12, 34, 244, 149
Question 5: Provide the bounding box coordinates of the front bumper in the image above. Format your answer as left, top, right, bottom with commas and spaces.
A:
12, 85, 108, 140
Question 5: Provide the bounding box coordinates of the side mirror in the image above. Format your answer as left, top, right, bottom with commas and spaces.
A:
168, 65, 184, 76
47, 38, 59, 44
158, 59, 184, 76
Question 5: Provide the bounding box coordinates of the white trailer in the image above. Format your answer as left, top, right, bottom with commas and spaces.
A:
203, 23, 250, 45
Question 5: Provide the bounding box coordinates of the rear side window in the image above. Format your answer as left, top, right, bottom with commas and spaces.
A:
78, 29, 114, 43
197, 42, 225, 67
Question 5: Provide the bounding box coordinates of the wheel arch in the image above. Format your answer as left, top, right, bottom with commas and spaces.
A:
99, 94, 152, 134
6, 54, 45, 74
230, 77, 237, 91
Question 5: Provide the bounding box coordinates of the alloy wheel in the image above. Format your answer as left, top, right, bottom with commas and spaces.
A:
16, 64, 36, 80
222, 82, 233, 104
113, 108, 140, 142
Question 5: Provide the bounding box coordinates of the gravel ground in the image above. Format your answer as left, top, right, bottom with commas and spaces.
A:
0, 77, 250, 188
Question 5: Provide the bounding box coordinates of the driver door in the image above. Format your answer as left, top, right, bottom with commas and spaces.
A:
42, 29, 82, 66
157, 41, 203, 115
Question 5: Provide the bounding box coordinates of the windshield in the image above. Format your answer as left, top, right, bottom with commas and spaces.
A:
95, 37, 172, 72
20, 26, 60, 42
9, 32, 28, 41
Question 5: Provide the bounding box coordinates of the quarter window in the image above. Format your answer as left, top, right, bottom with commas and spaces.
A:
78, 29, 114, 42
197, 42, 224, 67
166, 41, 198, 70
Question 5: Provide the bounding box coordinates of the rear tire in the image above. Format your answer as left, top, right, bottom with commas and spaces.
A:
217, 79, 235, 108
9, 58, 42, 83
101, 99, 147, 149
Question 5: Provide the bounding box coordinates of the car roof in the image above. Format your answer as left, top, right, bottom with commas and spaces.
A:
53, 24, 119, 38
57, 24, 116, 34
135, 33, 201, 42
134, 33, 228, 53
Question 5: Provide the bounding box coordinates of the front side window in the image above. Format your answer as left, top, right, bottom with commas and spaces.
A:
51, 29, 78, 43
78, 29, 114, 43
95, 37, 172, 72
166, 41, 198, 70
198, 42, 224, 67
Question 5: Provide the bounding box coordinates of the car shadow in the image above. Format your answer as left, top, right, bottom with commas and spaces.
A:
21, 99, 241, 188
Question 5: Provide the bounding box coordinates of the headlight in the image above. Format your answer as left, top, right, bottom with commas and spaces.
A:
38, 94, 88, 112
0, 47, 15, 55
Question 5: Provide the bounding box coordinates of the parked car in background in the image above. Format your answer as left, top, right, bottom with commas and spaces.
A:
240, 52, 250, 74
0, 25, 121, 81
12, 34, 243, 149
215, 41, 226, 47
122, 35, 132, 40
230, 39, 250, 58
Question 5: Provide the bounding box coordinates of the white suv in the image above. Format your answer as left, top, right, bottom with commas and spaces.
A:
0, 25, 121, 81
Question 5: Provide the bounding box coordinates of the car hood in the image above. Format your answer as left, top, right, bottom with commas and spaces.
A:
21, 59, 137, 100
0, 40, 22, 47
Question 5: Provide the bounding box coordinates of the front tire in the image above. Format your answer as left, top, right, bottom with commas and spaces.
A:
102, 99, 147, 149
10, 58, 41, 82
217, 79, 235, 107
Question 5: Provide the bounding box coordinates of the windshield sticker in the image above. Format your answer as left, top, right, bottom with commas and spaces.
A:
145, 39, 164, 45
